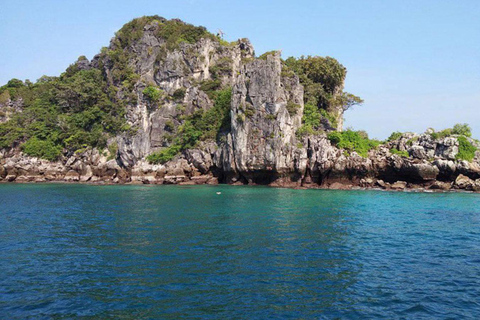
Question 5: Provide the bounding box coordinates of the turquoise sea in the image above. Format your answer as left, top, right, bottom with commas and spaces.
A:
1, 184, 479, 319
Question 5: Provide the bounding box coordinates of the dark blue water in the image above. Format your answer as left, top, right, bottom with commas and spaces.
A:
1, 184, 479, 319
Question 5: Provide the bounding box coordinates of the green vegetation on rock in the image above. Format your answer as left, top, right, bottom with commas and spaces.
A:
327, 130, 380, 157
296, 104, 339, 137
388, 124, 473, 143
100, 16, 221, 105
209, 57, 233, 79
172, 88, 186, 101
258, 50, 278, 60
426, 123, 472, 140
286, 102, 300, 117
319, 109, 337, 128
155, 19, 217, 50
456, 136, 476, 162
452, 123, 472, 137
107, 142, 118, 160
113, 16, 217, 51
387, 131, 403, 142
284, 56, 361, 109
21, 137, 63, 161
429, 128, 452, 140
390, 148, 409, 157
406, 137, 419, 146
199, 79, 222, 98
146, 88, 232, 164
297, 103, 321, 137
0, 68, 127, 158
146, 144, 181, 164
284, 55, 362, 129
143, 86, 162, 104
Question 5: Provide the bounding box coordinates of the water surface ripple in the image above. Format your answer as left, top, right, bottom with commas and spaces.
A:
1, 184, 479, 319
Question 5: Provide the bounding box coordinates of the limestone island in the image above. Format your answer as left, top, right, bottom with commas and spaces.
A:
1, 16, 479, 192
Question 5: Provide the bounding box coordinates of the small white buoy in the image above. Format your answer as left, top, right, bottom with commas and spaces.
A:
216, 192, 222, 195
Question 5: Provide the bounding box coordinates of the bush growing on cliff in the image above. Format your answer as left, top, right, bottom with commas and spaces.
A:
283, 56, 362, 132
320, 109, 338, 128
146, 144, 181, 164
332, 92, 364, 112
258, 51, 279, 60
143, 86, 162, 104
199, 88, 232, 139
146, 120, 200, 165
327, 130, 380, 158
297, 103, 322, 137
115, 16, 160, 48
456, 136, 476, 162
429, 128, 452, 140
286, 102, 300, 116
172, 88, 186, 101
452, 123, 472, 137
297, 104, 341, 136
1, 78, 36, 101
390, 148, 409, 157
209, 57, 233, 79
327, 131, 342, 145
284, 56, 362, 112
0, 118, 25, 149
302, 104, 321, 128
199, 79, 222, 98
6, 78, 25, 88
284, 56, 345, 97
427, 123, 472, 140
21, 137, 62, 161
107, 142, 118, 160
102, 45, 140, 93
387, 131, 403, 142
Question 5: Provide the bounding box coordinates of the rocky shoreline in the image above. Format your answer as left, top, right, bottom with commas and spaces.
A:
2, 174, 479, 195
2, 131, 480, 194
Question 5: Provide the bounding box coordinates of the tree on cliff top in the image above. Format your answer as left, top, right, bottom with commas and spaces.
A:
284, 56, 362, 112
285, 56, 363, 132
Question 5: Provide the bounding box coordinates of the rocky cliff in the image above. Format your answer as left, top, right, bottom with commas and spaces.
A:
1, 16, 479, 192
214, 52, 305, 184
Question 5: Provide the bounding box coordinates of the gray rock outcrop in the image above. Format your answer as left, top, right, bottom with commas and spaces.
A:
217, 52, 304, 183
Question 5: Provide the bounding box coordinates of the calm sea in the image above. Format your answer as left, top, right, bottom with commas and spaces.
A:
1, 184, 479, 319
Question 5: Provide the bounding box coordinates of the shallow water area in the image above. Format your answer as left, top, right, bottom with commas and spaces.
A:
1, 184, 480, 319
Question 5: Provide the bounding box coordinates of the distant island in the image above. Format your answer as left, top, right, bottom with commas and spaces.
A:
1, 16, 479, 191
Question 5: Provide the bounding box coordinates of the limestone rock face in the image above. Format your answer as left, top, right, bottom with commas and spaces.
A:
410, 145, 427, 159
410, 163, 439, 181
306, 135, 344, 183
435, 137, 458, 160
396, 162, 439, 182
434, 159, 457, 178
220, 52, 304, 182
184, 143, 216, 174
95, 20, 255, 168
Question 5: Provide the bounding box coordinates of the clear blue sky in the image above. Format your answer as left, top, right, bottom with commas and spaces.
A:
1, 0, 479, 139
